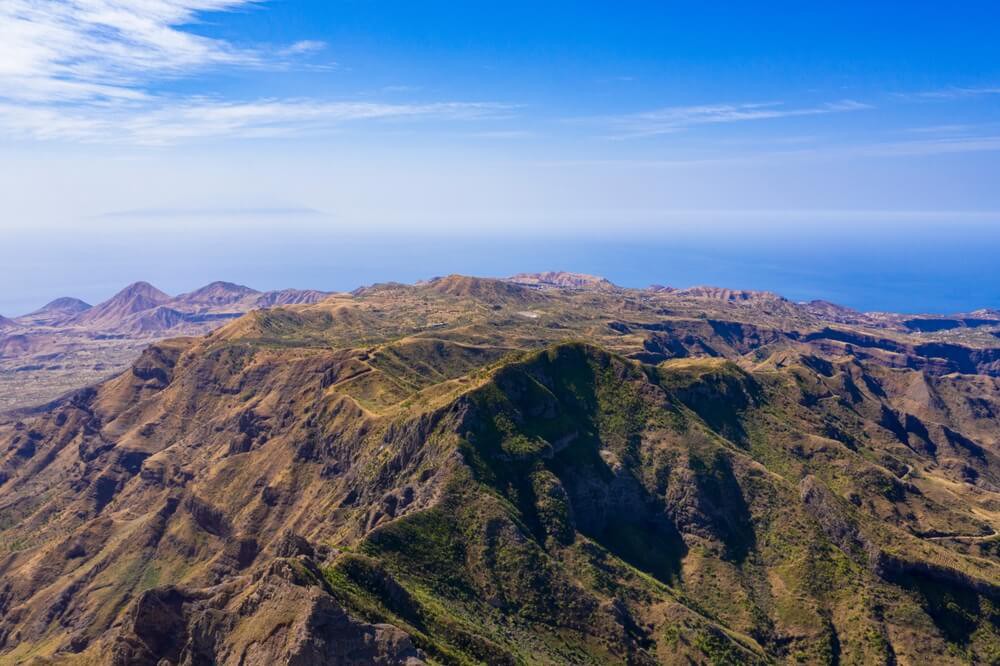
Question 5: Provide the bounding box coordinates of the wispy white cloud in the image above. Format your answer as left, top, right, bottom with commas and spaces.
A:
905, 124, 982, 135
0, 98, 512, 145
600, 100, 870, 138
857, 135, 1000, 157
279, 40, 328, 57
0, 0, 508, 144
904, 86, 1000, 100
534, 129, 1000, 169
0, 0, 263, 104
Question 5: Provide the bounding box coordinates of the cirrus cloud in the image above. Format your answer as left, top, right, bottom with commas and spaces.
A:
0, 98, 513, 145
0, 0, 268, 104
0, 0, 509, 144
599, 100, 871, 139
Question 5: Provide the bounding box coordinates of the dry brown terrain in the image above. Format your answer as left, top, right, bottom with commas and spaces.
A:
1, 273, 999, 664
0, 282, 331, 412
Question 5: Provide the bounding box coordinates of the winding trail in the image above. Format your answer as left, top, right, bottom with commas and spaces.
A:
922, 528, 999, 543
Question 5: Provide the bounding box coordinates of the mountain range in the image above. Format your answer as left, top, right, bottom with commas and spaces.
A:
0, 282, 332, 412
7, 281, 331, 335
1, 273, 1000, 663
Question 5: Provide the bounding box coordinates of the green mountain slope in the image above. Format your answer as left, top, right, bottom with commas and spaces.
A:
1, 277, 999, 664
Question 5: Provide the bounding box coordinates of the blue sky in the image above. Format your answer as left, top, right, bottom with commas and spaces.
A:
1, 1, 1000, 312
2, 0, 1000, 222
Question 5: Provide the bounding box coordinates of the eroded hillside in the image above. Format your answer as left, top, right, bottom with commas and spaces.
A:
1, 276, 999, 664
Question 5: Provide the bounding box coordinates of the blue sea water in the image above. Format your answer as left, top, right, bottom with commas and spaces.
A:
2, 221, 998, 316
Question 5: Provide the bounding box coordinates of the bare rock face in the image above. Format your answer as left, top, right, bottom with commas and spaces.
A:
253, 289, 331, 307
110, 557, 426, 666
799, 475, 879, 565
507, 271, 618, 290
675, 285, 788, 303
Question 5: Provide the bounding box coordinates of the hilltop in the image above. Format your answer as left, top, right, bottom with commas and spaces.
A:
173, 281, 259, 308
15, 298, 92, 327
72, 282, 172, 329
1, 275, 999, 663
0, 281, 334, 411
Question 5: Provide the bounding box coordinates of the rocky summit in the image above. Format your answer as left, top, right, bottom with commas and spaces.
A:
2, 275, 1000, 664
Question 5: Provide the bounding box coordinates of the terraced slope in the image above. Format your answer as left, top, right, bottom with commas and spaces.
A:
1, 277, 999, 664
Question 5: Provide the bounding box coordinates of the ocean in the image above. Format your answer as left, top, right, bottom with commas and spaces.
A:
2, 221, 998, 316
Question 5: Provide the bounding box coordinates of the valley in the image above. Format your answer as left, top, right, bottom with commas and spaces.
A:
1, 273, 999, 663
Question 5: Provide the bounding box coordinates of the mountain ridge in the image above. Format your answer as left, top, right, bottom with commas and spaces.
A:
173, 281, 260, 307
2, 274, 999, 663
7, 282, 334, 335
71, 281, 172, 329
3, 273, 1000, 413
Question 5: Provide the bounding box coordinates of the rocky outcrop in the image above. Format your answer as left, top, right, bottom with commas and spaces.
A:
804, 327, 1000, 376
110, 557, 425, 666
799, 475, 880, 565
507, 271, 618, 290
253, 289, 331, 308
3, 277, 1000, 664
676, 285, 789, 304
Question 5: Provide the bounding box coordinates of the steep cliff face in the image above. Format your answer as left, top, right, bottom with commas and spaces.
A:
108, 557, 426, 666
1, 279, 1000, 664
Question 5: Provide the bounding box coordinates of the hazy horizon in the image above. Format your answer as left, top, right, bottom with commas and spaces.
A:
3, 2, 999, 315
4, 214, 999, 317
